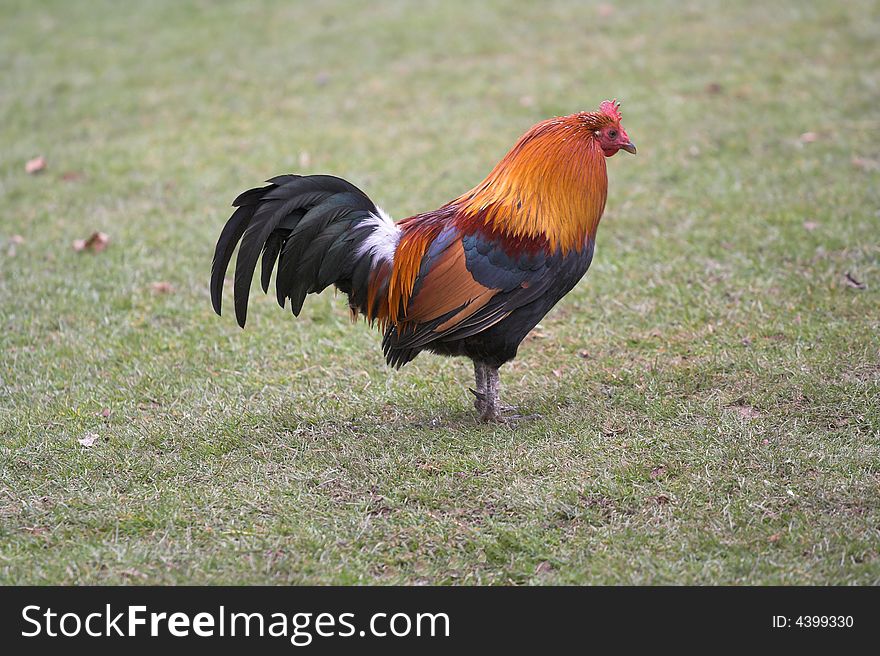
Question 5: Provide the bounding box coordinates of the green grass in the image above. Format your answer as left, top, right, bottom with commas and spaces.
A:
1, 0, 878, 585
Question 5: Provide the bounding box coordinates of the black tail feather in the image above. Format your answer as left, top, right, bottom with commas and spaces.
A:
211, 202, 261, 316
260, 232, 284, 294
210, 174, 393, 328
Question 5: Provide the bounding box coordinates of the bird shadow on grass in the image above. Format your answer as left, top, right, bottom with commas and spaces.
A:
258, 394, 555, 439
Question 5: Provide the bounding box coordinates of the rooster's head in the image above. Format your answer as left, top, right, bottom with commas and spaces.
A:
592, 99, 636, 157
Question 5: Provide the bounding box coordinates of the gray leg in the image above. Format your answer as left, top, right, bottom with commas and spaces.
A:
470, 361, 488, 414
479, 365, 504, 422
478, 365, 541, 423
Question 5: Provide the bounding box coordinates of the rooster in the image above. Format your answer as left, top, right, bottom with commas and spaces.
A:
211, 100, 635, 421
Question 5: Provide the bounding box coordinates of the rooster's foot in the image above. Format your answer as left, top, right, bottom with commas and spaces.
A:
478, 404, 541, 423
479, 407, 506, 423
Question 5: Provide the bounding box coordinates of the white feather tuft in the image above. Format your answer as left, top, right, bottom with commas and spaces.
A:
356, 207, 400, 267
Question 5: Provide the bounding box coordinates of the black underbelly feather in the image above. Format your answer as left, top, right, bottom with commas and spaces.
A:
422, 240, 595, 367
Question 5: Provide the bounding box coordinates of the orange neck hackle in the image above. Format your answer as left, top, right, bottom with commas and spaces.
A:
453, 111, 612, 254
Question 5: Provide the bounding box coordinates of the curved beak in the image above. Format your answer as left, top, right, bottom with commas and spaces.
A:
621, 141, 637, 155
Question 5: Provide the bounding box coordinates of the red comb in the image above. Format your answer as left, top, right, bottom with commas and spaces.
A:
599, 99, 622, 122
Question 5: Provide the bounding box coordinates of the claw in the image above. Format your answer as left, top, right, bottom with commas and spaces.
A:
478, 408, 541, 423
469, 387, 487, 401
501, 412, 542, 422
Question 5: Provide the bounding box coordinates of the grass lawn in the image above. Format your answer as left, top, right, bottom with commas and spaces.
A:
1, 0, 878, 585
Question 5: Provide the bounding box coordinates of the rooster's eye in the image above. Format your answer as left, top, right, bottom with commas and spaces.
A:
608, 130, 618, 139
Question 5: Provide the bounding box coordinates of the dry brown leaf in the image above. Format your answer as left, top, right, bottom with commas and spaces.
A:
25, 156, 46, 174
705, 82, 723, 95
6, 235, 24, 257
654, 494, 672, 505
852, 156, 879, 171
799, 132, 819, 143
534, 561, 553, 575
149, 281, 174, 294
650, 465, 666, 479
120, 568, 148, 579
730, 405, 761, 419
768, 533, 781, 543
529, 324, 548, 339
844, 272, 866, 290
73, 231, 110, 253
61, 171, 84, 182
77, 432, 99, 447
22, 526, 48, 535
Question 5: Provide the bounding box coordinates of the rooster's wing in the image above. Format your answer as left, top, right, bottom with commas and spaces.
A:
383, 226, 568, 365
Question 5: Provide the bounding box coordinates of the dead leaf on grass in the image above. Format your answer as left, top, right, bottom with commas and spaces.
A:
21, 526, 49, 535
149, 281, 174, 294
25, 156, 46, 174
6, 235, 24, 257
73, 231, 110, 253
528, 324, 548, 339
799, 132, 819, 144
852, 156, 880, 172
729, 405, 761, 419
843, 272, 866, 290
77, 432, 99, 447
650, 465, 667, 479
120, 568, 148, 580
535, 561, 553, 575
